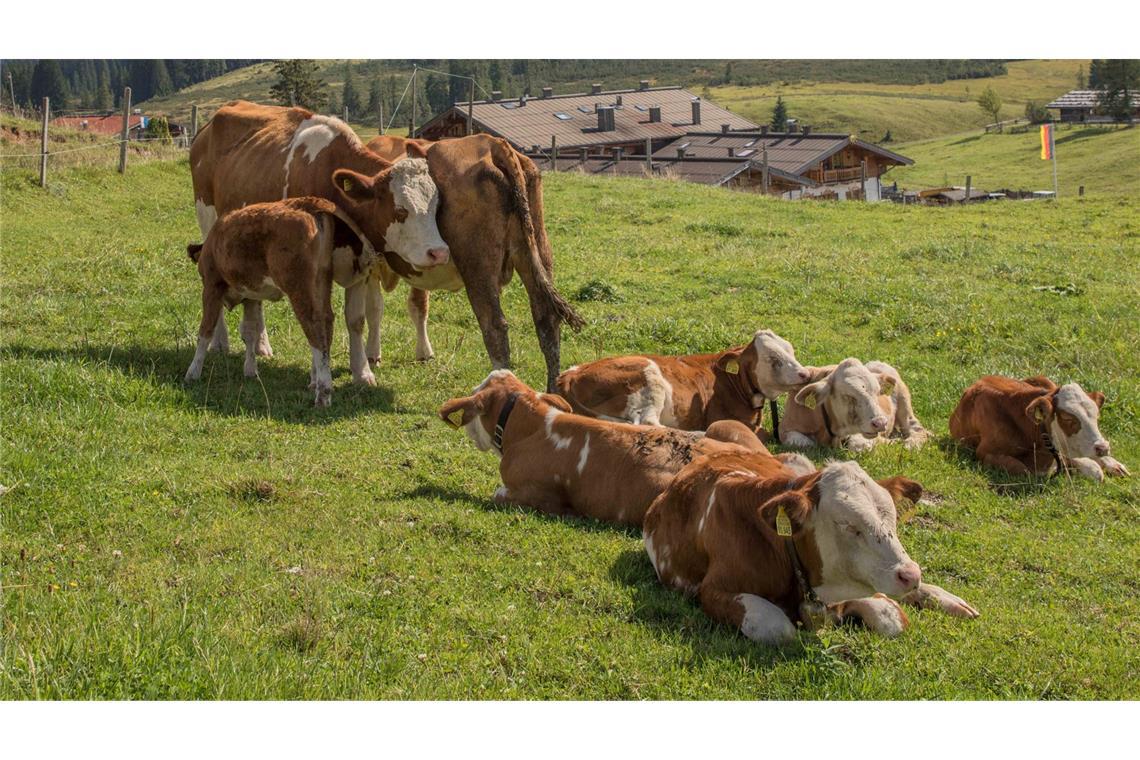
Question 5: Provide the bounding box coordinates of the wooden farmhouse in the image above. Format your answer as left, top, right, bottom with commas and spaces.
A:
416, 82, 911, 200
1047, 90, 1140, 123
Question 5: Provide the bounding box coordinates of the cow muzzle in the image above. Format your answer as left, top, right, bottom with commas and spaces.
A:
425, 246, 450, 266
894, 561, 921, 593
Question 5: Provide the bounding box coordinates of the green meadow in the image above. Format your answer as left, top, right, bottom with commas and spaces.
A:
1, 159, 1138, 698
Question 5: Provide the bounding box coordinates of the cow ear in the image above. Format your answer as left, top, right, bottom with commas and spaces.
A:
794, 378, 830, 409
717, 349, 745, 376
757, 489, 811, 536
542, 393, 573, 413
438, 395, 484, 429
332, 169, 376, 203
1087, 391, 1105, 410
405, 141, 430, 159
874, 372, 896, 397
877, 476, 923, 507
1025, 395, 1053, 424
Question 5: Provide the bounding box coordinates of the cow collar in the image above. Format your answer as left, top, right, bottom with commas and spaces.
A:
493, 392, 520, 453
821, 402, 835, 440
1039, 419, 1065, 477
726, 357, 766, 410
786, 536, 825, 629
769, 398, 781, 442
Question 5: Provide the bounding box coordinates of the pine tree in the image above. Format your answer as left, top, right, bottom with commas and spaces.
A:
342, 62, 361, 119
327, 88, 341, 118
269, 60, 325, 111
1076, 65, 1086, 89
1091, 59, 1139, 123
770, 96, 788, 132
30, 60, 70, 111
425, 73, 450, 116
95, 61, 113, 111
366, 75, 383, 120
149, 60, 174, 99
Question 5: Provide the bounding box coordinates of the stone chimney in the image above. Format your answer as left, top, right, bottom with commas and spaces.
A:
591, 83, 602, 95
541, 87, 553, 98
639, 80, 650, 91
691, 99, 701, 125
721, 123, 730, 133
616, 95, 623, 106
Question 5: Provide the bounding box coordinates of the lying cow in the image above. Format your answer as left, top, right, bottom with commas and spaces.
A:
643, 453, 979, 645
780, 359, 929, 452
438, 369, 814, 526
190, 101, 450, 386
185, 197, 379, 406
555, 329, 812, 437
949, 375, 1128, 481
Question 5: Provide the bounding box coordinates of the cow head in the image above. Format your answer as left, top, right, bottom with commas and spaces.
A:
793, 358, 893, 438
728, 329, 813, 399
332, 158, 449, 270
439, 370, 571, 455
1026, 383, 1112, 460
762, 462, 922, 603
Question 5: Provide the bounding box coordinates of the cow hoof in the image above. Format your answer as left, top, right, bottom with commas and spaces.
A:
208, 341, 229, 354
354, 371, 377, 387
367, 356, 381, 368
256, 340, 273, 358
314, 389, 332, 407
184, 369, 201, 383
415, 351, 435, 363
1102, 458, 1130, 477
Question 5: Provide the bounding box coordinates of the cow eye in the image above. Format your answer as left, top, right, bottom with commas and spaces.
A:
394, 207, 409, 223
770, 359, 782, 368
845, 525, 862, 536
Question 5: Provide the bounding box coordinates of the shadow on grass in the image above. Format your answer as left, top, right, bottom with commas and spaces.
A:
949, 134, 984, 147
3, 342, 397, 424
936, 436, 1058, 497
1055, 126, 1127, 146
608, 549, 848, 671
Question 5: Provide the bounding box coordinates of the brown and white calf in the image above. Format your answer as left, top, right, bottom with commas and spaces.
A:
780, 358, 928, 452
949, 375, 1128, 481
643, 454, 979, 646
185, 197, 379, 406
439, 370, 814, 526
190, 101, 449, 385
555, 330, 812, 437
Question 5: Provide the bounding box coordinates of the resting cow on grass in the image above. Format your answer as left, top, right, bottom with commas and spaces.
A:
780, 359, 929, 452
438, 370, 814, 527
185, 197, 379, 407
643, 453, 979, 646
555, 329, 812, 438
949, 375, 1128, 481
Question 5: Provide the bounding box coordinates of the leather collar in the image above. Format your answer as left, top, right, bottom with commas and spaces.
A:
493, 392, 519, 453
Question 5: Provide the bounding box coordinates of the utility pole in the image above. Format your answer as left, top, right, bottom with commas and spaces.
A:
118, 87, 132, 174
410, 66, 417, 137
467, 76, 474, 135
39, 97, 49, 188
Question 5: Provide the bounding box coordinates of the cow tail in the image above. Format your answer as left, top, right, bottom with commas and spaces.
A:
490, 139, 585, 332
187, 242, 204, 263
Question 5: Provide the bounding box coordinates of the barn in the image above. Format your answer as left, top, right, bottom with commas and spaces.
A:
1046, 90, 1140, 123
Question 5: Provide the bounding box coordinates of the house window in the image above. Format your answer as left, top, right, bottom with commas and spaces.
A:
577, 105, 592, 114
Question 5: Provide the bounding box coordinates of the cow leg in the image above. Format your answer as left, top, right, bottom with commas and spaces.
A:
781, 430, 817, 449
239, 300, 264, 377
826, 594, 909, 637
365, 279, 384, 367
207, 310, 230, 353
465, 282, 511, 373
254, 312, 273, 358
1068, 457, 1105, 482
344, 281, 376, 386
186, 284, 225, 382
408, 288, 435, 361
976, 445, 1032, 475
900, 583, 979, 618
287, 286, 334, 407
699, 588, 796, 646
511, 262, 563, 392
844, 433, 880, 453
1097, 456, 1130, 477
492, 482, 569, 517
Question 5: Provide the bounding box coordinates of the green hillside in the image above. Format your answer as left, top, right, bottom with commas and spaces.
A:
2, 158, 1138, 699
885, 124, 1140, 196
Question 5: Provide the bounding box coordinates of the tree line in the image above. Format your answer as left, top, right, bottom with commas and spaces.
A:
0, 60, 260, 112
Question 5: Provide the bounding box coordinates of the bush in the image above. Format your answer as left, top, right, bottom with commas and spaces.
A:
1024, 101, 1050, 124
145, 116, 172, 144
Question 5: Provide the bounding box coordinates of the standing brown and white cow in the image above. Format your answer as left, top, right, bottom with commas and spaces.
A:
190, 101, 449, 386
364, 134, 584, 392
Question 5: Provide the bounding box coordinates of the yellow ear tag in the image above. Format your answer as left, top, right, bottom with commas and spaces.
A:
447, 409, 465, 426
803, 393, 817, 410
725, 359, 740, 375
1033, 407, 1045, 423
776, 506, 793, 537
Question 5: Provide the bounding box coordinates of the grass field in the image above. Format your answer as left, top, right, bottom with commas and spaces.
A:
2, 159, 1138, 699
708, 60, 1087, 143
883, 124, 1140, 197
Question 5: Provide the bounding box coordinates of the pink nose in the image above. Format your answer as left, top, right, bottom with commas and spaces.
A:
426, 247, 450, 265
870, 416, 889, 431
797, 369, 812, 381
896, 563, 921, 590
1094, 442, 1110, 457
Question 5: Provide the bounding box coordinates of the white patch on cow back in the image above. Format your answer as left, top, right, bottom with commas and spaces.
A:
577, 433, 591, 475
545, 408, 572, 450
195, 199, 217, 237
283, 116, 358, 198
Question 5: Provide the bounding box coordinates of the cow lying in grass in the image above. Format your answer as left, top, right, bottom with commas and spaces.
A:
950, 375, 1128, 481
780, 359, 929, 452
555, 329, 812, 437
643, 452, 978, 645
185, 197, 380, 406
439, 370, 814, 526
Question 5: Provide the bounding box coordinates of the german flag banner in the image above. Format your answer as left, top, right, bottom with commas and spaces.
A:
1040, 123, 1054, 160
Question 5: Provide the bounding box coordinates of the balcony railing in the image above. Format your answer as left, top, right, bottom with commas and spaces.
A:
809, 166, 865, 184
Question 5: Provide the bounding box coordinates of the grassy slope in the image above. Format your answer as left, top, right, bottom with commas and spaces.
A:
1, 161, 1138, 699
708, 60, 1086, 143
883, 124, 1140, 196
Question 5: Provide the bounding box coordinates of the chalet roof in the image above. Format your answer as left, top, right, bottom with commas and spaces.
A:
654, 131, 913, 175
417, 85, 759, 151
537, 154, 816, 187
1047, 89, 1140, 109
51, 113, 146, 135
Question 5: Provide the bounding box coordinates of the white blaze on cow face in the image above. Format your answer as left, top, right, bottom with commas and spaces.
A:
1049, 383, 1111, 459
750, 329, 811, 397
382, 159, 449, 270
796, 358, 890, 437
809, 461, 920, 602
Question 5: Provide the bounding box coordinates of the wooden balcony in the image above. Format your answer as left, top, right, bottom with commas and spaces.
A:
808, 166, 866, 184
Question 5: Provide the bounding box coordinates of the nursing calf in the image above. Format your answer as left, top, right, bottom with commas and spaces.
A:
950, 375, 1128, 481
781, 359, 929, 452
185, 197, 379, 406
555, 329, 811, 435
644, 454, 978, 646
438, 370, 812, 526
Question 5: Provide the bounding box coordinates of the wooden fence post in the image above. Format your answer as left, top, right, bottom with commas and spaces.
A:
645, 137, 652, 171
39, 97, 49, 188
118, 87, 132, 174
860, 159, 866, 200
1079, 185, 1085, 197
190, 104, 199, 141
964, 175, 972, 205
550, 136, 557, 170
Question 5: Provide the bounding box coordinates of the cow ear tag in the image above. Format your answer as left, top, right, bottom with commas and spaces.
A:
776, 506, 793, 537
803, 392, 817, 410
447, 409, 465, 427
1033, 406, 1045, 423
725, 359, 740, 375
